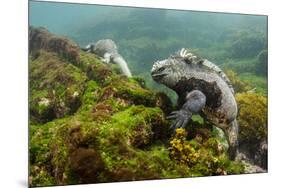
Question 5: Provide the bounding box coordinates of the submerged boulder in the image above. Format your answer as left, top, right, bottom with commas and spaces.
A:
236, 92, 267, 169
29, 27, 80, 64
29, 51, 87, 123
29, 27, 246, 187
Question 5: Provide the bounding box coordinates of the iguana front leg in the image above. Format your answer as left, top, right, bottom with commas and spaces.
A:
101, 53, 111, 64
167, 90, 206, 132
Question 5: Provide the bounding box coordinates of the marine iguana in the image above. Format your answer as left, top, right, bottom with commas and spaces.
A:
151, 48, 238, 160
82, 39, 132, 77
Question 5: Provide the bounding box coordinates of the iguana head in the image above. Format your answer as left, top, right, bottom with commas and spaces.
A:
151, 57, 185, 88
151, 48, 201, 88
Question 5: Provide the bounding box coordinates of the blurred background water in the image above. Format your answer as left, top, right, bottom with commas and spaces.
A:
29, 1, 268, 99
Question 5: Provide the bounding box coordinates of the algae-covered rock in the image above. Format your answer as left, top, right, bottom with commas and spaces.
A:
29, 105, 170, 186
79, 51, 113, 86
29, 27, 245, 187
169, 127, 244, 176
29, 51, 87, 123
236, 93, 267, 146
236, 92, 267, 169
29, 27, 80, 64
29, 29, 174, 186
225, 69, 251, 93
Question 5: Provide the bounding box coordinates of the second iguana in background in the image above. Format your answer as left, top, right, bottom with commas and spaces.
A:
151, 48, 238, 160
82, 39, 132, 77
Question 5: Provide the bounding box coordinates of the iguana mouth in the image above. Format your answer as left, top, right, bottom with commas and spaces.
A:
151, 72, 167, 81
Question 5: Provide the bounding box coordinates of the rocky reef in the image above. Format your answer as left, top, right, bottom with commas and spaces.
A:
226, 70, 268, 170
29, 28, 266, 187
236, 93, 268, 170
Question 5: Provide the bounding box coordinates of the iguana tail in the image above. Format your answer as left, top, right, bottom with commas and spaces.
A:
224, 119, 239, 160
113, 56, 132, 77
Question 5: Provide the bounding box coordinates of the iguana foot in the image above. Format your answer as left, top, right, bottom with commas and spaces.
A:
166, 110, 192, 132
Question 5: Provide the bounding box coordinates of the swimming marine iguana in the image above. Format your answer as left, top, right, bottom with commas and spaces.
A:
82, 39, 132, 77
151, 48, 238, 160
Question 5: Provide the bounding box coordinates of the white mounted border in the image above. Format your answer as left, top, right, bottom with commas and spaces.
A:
1, 0, 280, 188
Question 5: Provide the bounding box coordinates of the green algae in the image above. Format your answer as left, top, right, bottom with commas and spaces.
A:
29, 28, 247, 187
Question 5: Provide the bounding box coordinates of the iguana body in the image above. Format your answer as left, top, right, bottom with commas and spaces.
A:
151, 49, 238, 160
82, 39, 132, 77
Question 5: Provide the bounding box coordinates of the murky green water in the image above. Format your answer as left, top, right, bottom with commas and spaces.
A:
29, 0, 268, 97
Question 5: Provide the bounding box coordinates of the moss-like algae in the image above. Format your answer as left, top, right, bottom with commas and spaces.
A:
236, 93, 267, 148
29, 51, 88, 123
169, 128, 244, 176
29, 28, 247, 187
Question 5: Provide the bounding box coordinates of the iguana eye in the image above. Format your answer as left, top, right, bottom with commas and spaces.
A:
158, 67, 165, 72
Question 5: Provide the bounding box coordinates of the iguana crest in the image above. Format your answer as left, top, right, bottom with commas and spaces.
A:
175, 48, 234, 93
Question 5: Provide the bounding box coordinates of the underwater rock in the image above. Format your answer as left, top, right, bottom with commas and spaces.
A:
29, 28, 247, 187
169, 128, 244, 175
33, 105, 171, 185
29, 26, 80, 64
69, 148, 105, 183
29, 29, 174, 185
29, 51, 87, 123
225, 70, 251, 93
84, 58, 113, 86
154, 92, 173, 115
254, 140, 268, 170
236, 92, 267, 168
236, 152, 266, 173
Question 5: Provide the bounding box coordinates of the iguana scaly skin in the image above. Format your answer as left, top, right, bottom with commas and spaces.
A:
82, 39, 132, 77
151, 48, 238, 160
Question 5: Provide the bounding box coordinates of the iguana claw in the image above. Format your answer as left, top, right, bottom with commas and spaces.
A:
167, 110, 192, 132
